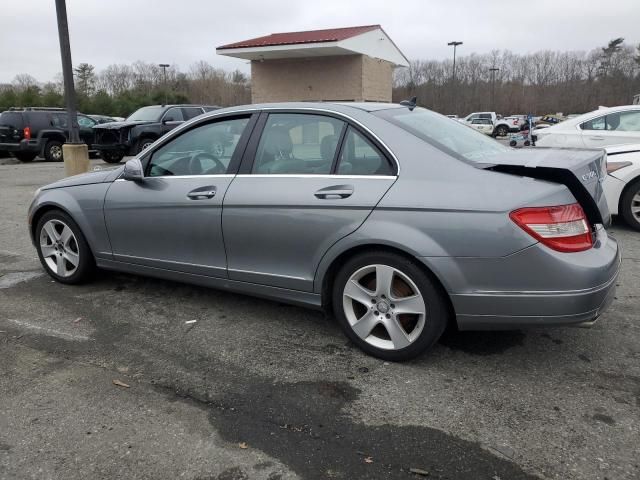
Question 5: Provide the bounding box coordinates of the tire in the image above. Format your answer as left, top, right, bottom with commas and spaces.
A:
509, 140, 517, 147
35, 210, 95, 284
620, 179, 640, 231
101, 150, 125, 163
332, 251, 449, 361
136, 138, 156, 154
524, 140, 531, 147
494, 125, 509, 137
14, 152, 37, 162
44, 140, 64, 162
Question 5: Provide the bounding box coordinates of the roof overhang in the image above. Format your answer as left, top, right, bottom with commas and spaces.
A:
217, 28, 409, 67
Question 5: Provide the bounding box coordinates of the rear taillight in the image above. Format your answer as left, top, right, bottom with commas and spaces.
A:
23, 126, 31, 140
509, 203, 592, 253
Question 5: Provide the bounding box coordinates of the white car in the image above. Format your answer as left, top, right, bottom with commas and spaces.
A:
603, 144, 640, 230
536, 105, 640, 148
467, 118, 494, 135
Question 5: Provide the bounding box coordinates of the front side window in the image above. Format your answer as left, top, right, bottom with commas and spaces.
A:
337, 127, 393, 176
376, 107, 507, 163
252, 114, 344, 174
147, 117, 250, 177
163, 108, 184, 122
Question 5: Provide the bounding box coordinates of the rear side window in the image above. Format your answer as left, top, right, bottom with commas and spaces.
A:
51, 113, 69, 129
337, 127, 393, 176
182, 107, 204, 120
0, 112, 24, 129
252, 113, 344, 174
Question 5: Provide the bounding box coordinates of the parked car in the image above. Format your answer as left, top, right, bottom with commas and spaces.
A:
28, 102, 619, 361
535, 105, 640, 148
459, 112, 519, 137
93, 104, 219, 163
467, 117, 494, 135
446, 114, 459, 120
88, 114, 119, 124
0, 107, 98, 162
536, 114, 566, 126
602, 144, 640, 230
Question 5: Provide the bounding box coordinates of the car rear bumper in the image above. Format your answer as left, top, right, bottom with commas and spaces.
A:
423, 226, 621, 330
0, 140, 40, 153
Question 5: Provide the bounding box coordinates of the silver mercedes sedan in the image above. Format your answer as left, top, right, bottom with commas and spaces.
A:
28, 102, 620, 361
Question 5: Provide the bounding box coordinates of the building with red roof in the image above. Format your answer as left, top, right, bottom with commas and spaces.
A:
217, 25, 409, 103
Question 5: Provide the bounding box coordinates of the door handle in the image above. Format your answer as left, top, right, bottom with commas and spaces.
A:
314, 185, 354, 199
589, 136, 605, 141
187, 187, 216, 200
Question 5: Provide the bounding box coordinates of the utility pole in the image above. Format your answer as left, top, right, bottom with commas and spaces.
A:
55, 0, 88, 176
489, 67, 499, 111
159, 64, 170, 105
55, 0, 80, 144
447, 41, 463, 114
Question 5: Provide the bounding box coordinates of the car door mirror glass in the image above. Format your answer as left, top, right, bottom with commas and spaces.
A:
122, 158, 144, 181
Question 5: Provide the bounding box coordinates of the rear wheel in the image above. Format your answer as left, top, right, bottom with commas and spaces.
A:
14, 152, 37, 162
35, 211, 95, 284
332, 251, 448, 361
101, 150, 125, 163
494, 125, 509, 137
44, 140, 64, 162
620, 179, 640, 231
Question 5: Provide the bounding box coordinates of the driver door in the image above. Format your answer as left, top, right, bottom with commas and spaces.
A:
103, 114, 255, 277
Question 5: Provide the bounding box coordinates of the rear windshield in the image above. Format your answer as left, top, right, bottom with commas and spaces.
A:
126, 106, 165, 122
374, 107, 508, 163
0, 112, 24, 128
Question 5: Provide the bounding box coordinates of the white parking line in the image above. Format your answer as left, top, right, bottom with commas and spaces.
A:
5, 318, 90, 341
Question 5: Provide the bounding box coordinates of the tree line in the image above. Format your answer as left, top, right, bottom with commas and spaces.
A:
0, 61, 251, 117
393, 38, 640, 116
0, 38, 639, 118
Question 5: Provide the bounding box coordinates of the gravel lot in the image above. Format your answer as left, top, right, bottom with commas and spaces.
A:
1, 157, 638, 480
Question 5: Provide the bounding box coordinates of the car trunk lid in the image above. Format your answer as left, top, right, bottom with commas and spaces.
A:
476, 147, 610, 226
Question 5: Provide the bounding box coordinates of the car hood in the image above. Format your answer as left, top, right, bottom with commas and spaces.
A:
42, 167, 123, 190
93, 120, 153, 130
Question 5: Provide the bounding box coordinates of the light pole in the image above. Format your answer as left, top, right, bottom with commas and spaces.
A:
447, 41, 463, 114
55, 0, 88, 176
489, 67, 499, 111
159, 63, 170, 105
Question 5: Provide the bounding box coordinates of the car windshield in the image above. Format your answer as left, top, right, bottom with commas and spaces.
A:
375, 107, 508, 163
126, 106, 165, 122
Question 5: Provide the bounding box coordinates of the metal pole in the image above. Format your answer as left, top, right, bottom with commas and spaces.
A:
159, 64, 170, 105
489, 67, 499, 111
55, 0, 80, 143
448, 41, 463, 114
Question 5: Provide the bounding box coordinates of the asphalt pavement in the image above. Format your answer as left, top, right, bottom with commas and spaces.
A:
0, 157, 638, 480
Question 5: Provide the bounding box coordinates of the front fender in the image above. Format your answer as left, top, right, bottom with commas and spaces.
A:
29, 184, 113, 259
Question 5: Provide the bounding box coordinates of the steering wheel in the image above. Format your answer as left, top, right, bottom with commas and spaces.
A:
189, 152, 226, 175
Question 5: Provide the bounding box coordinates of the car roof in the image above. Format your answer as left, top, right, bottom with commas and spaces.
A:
203, 102, 406, 117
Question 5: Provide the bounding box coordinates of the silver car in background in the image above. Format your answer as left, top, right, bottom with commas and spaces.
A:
28, 102, 620, 360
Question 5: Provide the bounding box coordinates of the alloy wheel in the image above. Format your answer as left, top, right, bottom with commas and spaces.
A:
39, 219, 80, 277
50, 144, 63, 161
342, 264, 427, 351
632, 192, 640, 223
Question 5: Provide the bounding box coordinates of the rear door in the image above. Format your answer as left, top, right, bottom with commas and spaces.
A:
104, 114, 256, 277
581, 110, 640, 147
0, 112, 25, 143
222, 111, 397, 292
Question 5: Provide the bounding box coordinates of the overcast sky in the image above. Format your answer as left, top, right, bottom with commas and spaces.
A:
1, 0, 638, 83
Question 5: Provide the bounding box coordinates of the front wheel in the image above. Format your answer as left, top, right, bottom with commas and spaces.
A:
332, 251, 449, 361
35, 211, 95, 284
620, 179, 640, 231
136, 138, 155, 154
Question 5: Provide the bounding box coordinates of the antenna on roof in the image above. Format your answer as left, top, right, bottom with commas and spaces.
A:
400, 96, 417, 111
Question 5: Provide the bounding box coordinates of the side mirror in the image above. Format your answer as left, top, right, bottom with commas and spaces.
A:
122, 158, 144, 182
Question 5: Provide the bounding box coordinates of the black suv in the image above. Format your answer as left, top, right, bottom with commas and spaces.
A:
93, 104, 219, 163
0, 107, 98, 162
